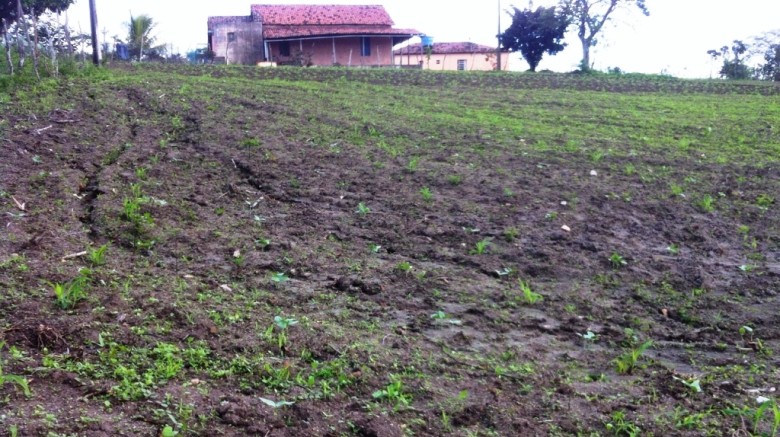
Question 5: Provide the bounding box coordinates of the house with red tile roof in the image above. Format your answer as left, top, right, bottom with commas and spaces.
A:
394, 42, 511, 71
207, 4, 420, 66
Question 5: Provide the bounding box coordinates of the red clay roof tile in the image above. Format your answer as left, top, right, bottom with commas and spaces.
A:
252, 4, 394, 26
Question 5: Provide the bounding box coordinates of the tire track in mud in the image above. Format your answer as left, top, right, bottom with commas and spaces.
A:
75, 90, 144, 242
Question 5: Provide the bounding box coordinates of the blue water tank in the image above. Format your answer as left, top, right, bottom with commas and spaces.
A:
421, 35, 434, 47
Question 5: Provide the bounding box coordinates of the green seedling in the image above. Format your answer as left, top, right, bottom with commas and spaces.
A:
406, 156, 420, 173
265, 316, 298, 352
368, 243, 381, 253
739, 325, 766, 353
753, 398, 780, 436
673, 407, 709, 430
470, 238, 491, 255
52, 269, 91, 310
696, 194, 715, 213
160, 425, 179, 437
756, 194, 774, 209
430, 310, 447, 320
609, 252, 627, 268
739, 264, 757, 274
356, 202, 371, 216
395, 261, 412, 273
605, 410, 641, 436
666, 243, 679, 255
669, 183, 685, 197
673, 376, 702, 393
270, 272, 289, 284
518, 279, 543, 304
419, 186, 433, 202
503, 227, 519, 242
614, 340, 653, 374
255, 237, 271, 249
122, 183, 153, 236
241, 137, 261, 148
87, 243, 109, 266
0, 342, 31, 398
578, 331, 597, 342
447, 174, 462, 185
372, 378, 412, 407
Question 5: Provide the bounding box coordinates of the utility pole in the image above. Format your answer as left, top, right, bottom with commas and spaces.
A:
496, 0, 502, 71
89, 0, 99, 65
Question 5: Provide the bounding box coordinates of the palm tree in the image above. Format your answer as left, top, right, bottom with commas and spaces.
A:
127, 14, 156, 61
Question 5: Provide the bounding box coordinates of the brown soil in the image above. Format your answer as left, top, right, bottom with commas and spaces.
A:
1, 65, 779, 436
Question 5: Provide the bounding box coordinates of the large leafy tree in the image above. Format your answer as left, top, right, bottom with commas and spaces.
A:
707, 40, 751, 80
500, 5, 569, 72
754, 30, 780, 81
126, 14, 159, 61
760, 43, 780, 81
1, 0, 73, 29
559, 0, 649, 70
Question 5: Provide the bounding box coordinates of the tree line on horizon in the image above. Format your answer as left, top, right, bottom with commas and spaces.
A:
500, 0, 779, 81
2, 0, 779, 81
1, 0, 181, 79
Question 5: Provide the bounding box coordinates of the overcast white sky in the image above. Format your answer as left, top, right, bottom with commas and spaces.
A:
66, 0, 779, 78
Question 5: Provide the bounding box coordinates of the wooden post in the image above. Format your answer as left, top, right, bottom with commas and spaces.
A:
496, 0, 502, 71
16, 0, 26, 68
31, 8, 40, 80
332, 38, 336, 65
88, 0, 99, 65
2, 19, 13, 75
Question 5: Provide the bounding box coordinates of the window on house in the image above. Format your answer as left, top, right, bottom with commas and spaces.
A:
457, 59, 467, 71
227, 32, 236, 43
361, 37, 371, 56
435, 60, 441, 65
279, 41, 291, 57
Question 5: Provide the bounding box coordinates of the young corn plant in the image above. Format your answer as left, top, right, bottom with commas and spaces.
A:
419, 186, 433, 202
470, 238, 491, 255
86, 243, 110, 266
518, 279, 543, 304
696, 194, 715, 213
614, 340, 653, 374
52, 269, 91, 310
753, 398, 780, 436
609, 252, 627, 269
123, 183, 154, 238
355, 202, 371, 216
0, 342, 31, 398
406, 156, 420, 173
605, 410, 641, 436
